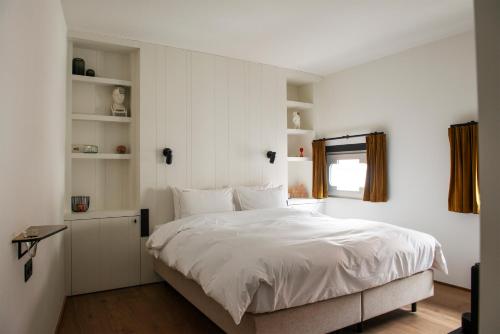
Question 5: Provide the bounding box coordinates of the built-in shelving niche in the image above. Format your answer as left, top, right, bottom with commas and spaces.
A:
66, 40, 139, 213
286, 81, 316, 198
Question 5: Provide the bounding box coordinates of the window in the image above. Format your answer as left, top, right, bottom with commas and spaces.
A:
326, 144, 367, 199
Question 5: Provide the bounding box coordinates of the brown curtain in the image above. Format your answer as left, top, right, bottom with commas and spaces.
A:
312, 140, 328, 199
448, 124, 480, 214
363, 133, 388, 202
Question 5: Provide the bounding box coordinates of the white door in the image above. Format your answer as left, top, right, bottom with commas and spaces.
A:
71, 219, 101, 295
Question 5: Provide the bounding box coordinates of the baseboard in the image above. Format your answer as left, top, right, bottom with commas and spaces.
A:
434, 280, 471, 292
54, 296, 67, 334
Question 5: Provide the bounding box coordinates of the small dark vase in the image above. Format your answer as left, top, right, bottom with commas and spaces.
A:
85, 69, 95, 77
72, 58, 85, 75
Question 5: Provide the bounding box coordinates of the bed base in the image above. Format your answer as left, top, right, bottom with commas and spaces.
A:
153, 259, 433, 334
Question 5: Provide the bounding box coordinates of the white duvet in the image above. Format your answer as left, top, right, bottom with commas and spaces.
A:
146, 208, 447, 324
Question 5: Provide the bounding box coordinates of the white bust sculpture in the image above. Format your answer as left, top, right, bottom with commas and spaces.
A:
111, 87, 127, 117
292, 111, 301, 129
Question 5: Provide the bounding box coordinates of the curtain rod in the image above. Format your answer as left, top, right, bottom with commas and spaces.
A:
450, 121, 478, 128
313, 131, 384, 142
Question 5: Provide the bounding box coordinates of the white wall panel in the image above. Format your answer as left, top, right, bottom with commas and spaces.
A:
214, 57, 230, 188
155, 46, 168, 225
139, 44, 158, 227
227, 59, 247, 186
191, 52, 216, 189
140, 47, 287, 230
245, 63, 263, 185
161, 47, 190, 222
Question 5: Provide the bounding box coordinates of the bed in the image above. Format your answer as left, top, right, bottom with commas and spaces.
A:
147, 207, 447, 333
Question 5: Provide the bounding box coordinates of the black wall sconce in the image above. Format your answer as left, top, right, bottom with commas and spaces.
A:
163, 148, 173, 164
267, 151, 276, 164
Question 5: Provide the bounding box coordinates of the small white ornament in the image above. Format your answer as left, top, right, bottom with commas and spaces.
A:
111, 87, 128, 117
292, 111, 301, 129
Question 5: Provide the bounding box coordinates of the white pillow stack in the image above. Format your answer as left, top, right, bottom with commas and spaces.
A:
172, 187, 234, 219
234, 185, 286, 211
171, 185, 286, 219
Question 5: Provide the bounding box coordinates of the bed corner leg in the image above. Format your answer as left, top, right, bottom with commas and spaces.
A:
411, 302, 417, 312
355, 321, 363, 333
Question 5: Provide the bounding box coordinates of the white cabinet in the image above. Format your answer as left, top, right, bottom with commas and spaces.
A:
71, 219, 101, 294
68, 215, 140, 295
101, 217, 140, 290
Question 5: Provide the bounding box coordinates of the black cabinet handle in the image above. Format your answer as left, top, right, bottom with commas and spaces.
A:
133, 219, 137, 223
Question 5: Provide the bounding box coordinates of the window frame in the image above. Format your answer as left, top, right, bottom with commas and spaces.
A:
326, 143, 367, 199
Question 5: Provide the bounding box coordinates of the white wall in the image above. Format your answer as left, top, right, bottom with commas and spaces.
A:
315, 32, 478, 288
475, 0, 500, 332
138, 44, 287, 281
0, 0, 67, 332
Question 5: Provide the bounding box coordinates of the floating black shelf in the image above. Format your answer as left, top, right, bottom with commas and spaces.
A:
12, 225, 67, 259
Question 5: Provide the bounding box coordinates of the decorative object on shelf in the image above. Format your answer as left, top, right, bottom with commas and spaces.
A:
83, 145, 98, 153
299, 147, 304, 157
289, 183, 308, 199
85, 69, 95, 77
72, 58, 85, 75
110, 87, 128, 117
292, 111, 301, 129
267, 151, 276, 164
71, 196, 90, 212
163, 148, 173, 165
72, 144, 98, 153
116, 145, 127, 154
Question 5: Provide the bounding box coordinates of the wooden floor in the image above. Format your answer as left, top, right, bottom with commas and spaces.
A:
58, 282, 469, 334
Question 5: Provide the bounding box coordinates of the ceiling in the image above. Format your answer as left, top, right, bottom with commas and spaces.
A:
61, 0, 474, 76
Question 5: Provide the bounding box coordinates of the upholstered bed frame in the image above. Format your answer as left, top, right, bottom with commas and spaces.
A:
154, 259, 434, 334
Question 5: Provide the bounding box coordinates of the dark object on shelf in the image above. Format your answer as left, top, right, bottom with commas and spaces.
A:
72, 58, 85, 75
116, 145, 127, 154
141, 209, 149, 237
71, 196, 90, 212
85, 69, 95, 77
163, 148, 172, 165
449, 263, 479, 334
12, 225, 67, 259
267, 151, 276, 164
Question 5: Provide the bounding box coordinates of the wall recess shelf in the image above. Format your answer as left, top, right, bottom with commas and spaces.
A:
72, 74, 132, 87
72, 113, 131, 123
287, 129, 314, 135
12, 225, 67, 259
286, 100, 314, 110
287, 157, 312, 162
71, 153, 131, 160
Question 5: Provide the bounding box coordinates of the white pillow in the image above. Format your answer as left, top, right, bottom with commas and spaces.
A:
233, 184, 272, 210
235, 186, 286, 211
177, 188, 235, 218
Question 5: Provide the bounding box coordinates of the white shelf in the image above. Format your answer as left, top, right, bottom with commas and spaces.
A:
72, 75, 132, 87
287, 129, 314, 135
287, 100, 314, 110
72, 153, 131, 160
64, 209, 139, 221
72, 113, 131, 123
287, 157, 312, 162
